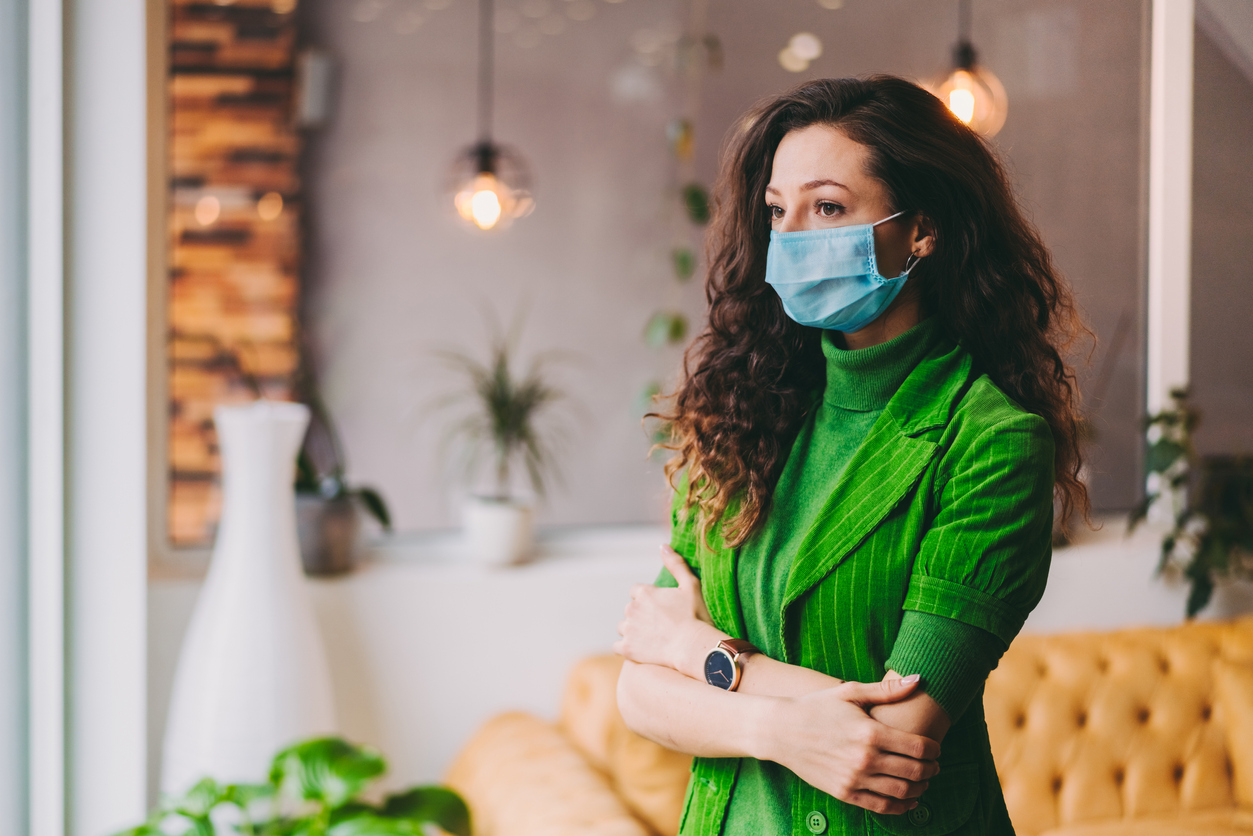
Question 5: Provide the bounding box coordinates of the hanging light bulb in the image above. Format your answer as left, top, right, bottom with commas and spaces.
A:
446, 0, 535, 231
931, 0, 1008, 137
448, 143, 534, 231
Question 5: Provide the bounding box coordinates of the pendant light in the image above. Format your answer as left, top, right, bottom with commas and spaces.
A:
933, 0, 1008, 137
446, 0, 534, 231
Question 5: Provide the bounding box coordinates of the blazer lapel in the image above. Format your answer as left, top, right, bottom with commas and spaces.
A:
782, 415, 938, 609
780, 338, 973, 609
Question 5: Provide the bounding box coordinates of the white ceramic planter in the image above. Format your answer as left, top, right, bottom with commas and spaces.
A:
162, 401, 337, 793
463, 496, 534, 566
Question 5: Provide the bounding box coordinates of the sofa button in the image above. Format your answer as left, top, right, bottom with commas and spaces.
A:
805, 810, 828, 834
907, 803, 932, 826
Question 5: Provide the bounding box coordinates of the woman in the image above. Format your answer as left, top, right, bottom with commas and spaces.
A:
614, 76, 1086, 836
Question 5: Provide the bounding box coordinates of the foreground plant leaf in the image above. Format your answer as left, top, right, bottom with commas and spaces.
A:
326, 815, 425, 836
382, 787, 472, 836
270, 738, 387, 808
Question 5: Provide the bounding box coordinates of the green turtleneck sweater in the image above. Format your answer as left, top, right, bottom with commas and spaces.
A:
721, 319, 1005, 835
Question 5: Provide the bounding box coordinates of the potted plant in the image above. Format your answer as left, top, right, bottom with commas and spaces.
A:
1129, 388, 1253, 617
435, 318, 566, 566
116, 736, 470, 836
293, 352, 392, 576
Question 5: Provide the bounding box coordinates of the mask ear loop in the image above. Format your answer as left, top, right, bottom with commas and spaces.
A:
902, 253, 921, 276
871, 210, 908, 228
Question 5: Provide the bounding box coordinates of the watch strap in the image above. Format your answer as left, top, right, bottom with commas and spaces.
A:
718, 638, 759, 660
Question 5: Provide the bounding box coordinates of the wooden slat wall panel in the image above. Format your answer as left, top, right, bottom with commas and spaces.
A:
166, 0, 302, 545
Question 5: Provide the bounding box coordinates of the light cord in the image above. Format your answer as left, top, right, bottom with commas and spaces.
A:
477, 0, 494, 144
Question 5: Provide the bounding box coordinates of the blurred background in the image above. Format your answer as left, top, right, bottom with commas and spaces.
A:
2, 0, 1253, 834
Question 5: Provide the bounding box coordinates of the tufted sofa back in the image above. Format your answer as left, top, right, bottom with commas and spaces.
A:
984, 615, 1253, 835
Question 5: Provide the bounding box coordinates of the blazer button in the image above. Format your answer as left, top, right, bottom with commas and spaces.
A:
907, 803, 932, 826
805, 810, 828, 834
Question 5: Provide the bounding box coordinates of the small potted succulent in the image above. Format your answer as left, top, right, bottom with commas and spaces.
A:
115, 736, 469, 836
435, 317, 566, 566
293, 353, 392, 575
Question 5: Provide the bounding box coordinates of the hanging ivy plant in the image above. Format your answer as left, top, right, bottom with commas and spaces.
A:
680, 182, 711, 225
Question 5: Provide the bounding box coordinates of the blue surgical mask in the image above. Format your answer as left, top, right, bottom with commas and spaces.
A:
764, 210, 920, 333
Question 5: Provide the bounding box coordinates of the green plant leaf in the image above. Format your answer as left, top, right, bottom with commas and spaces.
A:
381, 787, 471, 836
355, 487, 392, 530
1145, 439, 1186, 473
160, 777, 225, 824
433, 327, 566, 498
671, 247, 696, 281
111, 826, 166, 836
1155, 540, 1172, 575
681, 183, 710, 224
296, 450, 322, 494
644, 312, 687, 349
270, 738, 387, 809
222, 782, 274, 806
1185, 559, 1215, 618
326, 816, 424, 836
668, 314, 688, 343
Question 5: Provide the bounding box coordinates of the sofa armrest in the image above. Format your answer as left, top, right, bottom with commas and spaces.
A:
445, 712, 653, 836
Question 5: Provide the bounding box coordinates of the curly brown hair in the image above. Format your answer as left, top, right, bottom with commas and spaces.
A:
656, 75, 1089, 547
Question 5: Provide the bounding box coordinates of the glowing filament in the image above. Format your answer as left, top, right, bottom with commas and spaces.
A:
948, 87, 976, 124
455, 173, 507, 230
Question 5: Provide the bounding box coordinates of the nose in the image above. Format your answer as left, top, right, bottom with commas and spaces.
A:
776, 209, 807, 234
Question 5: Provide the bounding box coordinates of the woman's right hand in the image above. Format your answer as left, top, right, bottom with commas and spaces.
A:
761, 676, 941, 816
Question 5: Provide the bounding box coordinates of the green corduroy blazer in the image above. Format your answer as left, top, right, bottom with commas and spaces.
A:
664, 336, 1054, 836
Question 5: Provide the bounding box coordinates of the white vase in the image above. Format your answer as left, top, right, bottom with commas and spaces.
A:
463, 496, 534, 566
161, 401, 337, 794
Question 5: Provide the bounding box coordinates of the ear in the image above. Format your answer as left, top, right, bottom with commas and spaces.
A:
910, 215, 937, 258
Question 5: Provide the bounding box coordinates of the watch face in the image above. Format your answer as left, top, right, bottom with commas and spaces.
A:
705, 649, 736, 690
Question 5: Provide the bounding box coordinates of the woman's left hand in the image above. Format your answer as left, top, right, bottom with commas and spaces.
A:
614, 546, 722, 677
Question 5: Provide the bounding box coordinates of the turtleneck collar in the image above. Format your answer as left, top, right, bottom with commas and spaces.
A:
821, 318, 942, 412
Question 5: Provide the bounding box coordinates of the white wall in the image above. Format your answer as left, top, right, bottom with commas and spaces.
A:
147, 523, 1253, 796
299, 0, 1153, 530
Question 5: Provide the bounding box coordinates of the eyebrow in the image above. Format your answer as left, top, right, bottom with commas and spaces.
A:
764, 179, 850, 196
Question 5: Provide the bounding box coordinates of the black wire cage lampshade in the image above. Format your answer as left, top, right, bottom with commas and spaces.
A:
932, 0, 1008, 137
446, 0, 534, 231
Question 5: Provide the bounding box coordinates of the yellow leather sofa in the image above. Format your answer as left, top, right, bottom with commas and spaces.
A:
446, 616, 1253, 835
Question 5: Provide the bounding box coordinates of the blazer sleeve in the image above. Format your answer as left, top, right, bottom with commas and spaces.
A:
902, 410, 1055, 648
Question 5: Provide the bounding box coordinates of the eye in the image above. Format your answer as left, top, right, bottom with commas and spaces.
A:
767, 204, 784, 220
817, 201, 843, 217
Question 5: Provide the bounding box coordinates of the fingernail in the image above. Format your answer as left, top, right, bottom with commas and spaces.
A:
908, 801, 919, 810
901, 673, 920, 684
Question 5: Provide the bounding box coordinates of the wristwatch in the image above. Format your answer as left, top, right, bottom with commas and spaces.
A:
704, 639, 759, 691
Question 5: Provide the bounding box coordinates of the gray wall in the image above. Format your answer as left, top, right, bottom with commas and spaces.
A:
300, 0, 1151, 530
1192, 25, 1253, 456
